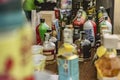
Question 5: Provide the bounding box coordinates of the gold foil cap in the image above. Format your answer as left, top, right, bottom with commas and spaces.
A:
58, 53, 78, 60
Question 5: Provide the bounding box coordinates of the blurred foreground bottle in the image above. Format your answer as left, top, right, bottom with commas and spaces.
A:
83, 15, 96, 47
0, 0, 34, 80
95, 34, 120, 80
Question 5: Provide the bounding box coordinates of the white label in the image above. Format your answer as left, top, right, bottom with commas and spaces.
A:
85, 29, 95, 46
74, 29, 79, 34
46, 55, 54, 61
44, 52, 52, 55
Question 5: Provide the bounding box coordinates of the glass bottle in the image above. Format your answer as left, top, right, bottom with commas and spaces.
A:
36, 19, 41, 45
38, 18, 49, 44
79, 31, 91, 61
63, 25, 73, 44
43, 33, 56, 64
96, 49, 120, 78
73, 12, 84, 42
83, 15, 96, 47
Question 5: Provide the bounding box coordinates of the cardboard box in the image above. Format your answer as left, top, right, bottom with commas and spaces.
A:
38, 11, 55, 27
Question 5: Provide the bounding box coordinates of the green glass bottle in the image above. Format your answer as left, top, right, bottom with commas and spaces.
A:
38, 19, 49, 44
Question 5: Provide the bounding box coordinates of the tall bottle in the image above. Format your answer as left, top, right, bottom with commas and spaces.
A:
95, 34, 120, 80
43, 33, 56, 64
38, 18, 49, 44
98, 6, 111, 23
83, 15, 96, 47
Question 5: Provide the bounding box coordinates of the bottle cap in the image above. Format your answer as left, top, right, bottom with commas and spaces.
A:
40, 18, 45, 23
103, 34, 119, 49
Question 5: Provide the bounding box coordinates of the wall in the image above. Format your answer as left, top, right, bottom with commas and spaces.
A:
114, 0, 120, 34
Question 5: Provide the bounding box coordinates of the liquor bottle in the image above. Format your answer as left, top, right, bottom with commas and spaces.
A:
95, 34, 120, 80
58, 53, 79, 80
63, 25, 73, 44
83, 15, 96, 47
98, 6, 111, 23
60, 13, 68, 41
43, 33, 56, 64
38, 18, 49, 44
99, 16, 112, 34
79, 31, 91, 61
73, 11, 85, 42
36, 20, 41, 45
78, 6, 87, 20
0, 0, 34, 80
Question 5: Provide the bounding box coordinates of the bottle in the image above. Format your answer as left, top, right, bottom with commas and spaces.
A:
61, 13, 68, 28
43, 33, 56, 64
36, 20, 41, 45
73, 11, 85, 42
83, 15, 96, 47
63, 25, 73, 44
58, 53, 79, 80
38, 18, 49, 44
95, 34, 120, 79
0, 1, 34, 80
99, 16, 112, 34
98, 6, 111, 23
54, 7, 61, 20
79, 31, 91, 61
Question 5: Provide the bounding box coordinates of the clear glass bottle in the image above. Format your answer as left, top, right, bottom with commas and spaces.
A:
43, 33, 56, 64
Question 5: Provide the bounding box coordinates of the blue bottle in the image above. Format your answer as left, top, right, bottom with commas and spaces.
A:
58, 53, 79, 80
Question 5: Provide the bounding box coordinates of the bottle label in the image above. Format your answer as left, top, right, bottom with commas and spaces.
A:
43, 50, 55, 61
46, 55, 54, 61
84, 29, 95, 46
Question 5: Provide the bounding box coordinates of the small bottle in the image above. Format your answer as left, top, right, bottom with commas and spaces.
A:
38, 18, 49, 44
43, 33, 56, 64
79, 31, 91, 61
